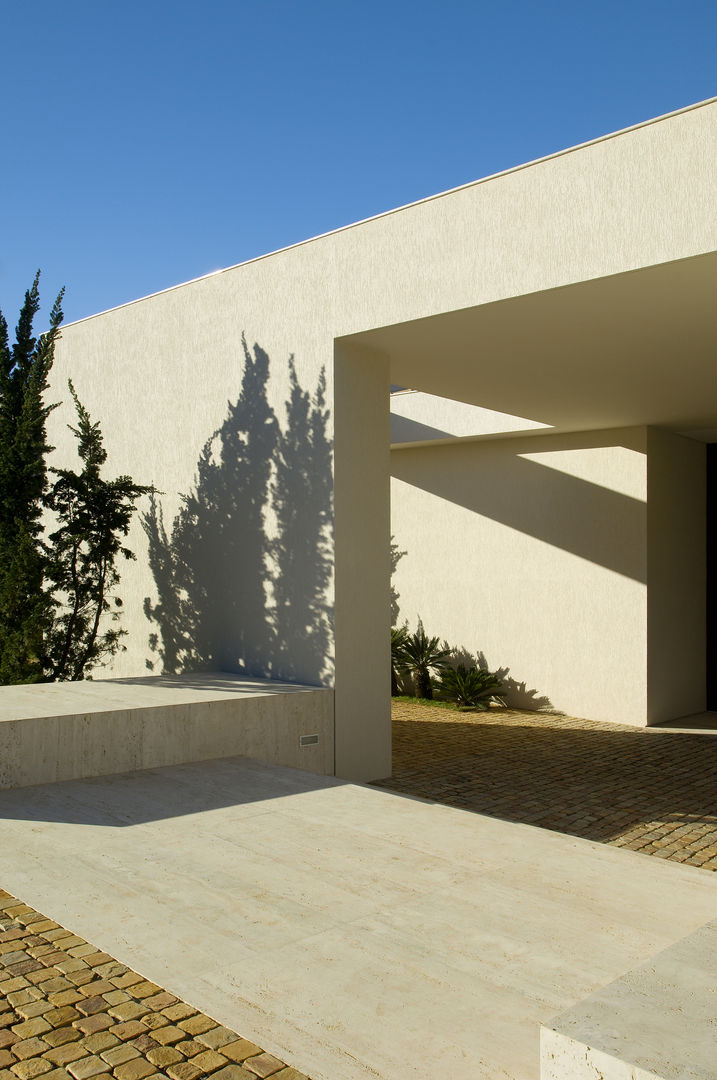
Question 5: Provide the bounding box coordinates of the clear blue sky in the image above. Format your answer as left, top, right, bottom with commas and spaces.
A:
2, 0, 716, 326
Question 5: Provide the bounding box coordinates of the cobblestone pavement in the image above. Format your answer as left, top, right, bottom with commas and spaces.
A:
375, 701, 717, 871
0, 891, 308, 1080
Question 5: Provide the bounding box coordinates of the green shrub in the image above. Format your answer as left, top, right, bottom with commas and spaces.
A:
402, 622, 451, 700
436, 663, 504, 709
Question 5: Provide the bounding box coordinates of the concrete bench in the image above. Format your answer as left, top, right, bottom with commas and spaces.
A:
541, 918, 717, 1080
0, 673, 333, 788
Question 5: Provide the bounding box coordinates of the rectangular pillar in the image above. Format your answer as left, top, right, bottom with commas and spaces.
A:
333, 341, 391, 781
646, 428, 706, 723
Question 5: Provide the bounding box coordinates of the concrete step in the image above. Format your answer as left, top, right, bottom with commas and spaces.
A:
542, 919, 717, 1080
0, 673, 332, 787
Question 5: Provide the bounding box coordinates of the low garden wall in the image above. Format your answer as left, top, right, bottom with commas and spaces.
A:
0, 673, 334, 788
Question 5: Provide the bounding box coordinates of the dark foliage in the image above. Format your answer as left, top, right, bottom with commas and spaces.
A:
44, 383, 152, 680
0, 274, 63, 682
435, 663, 504, 709
0, 275, 150, 684
402, 621, 451, 700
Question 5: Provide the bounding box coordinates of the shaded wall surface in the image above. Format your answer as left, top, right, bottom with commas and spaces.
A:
391, 425, 707, 726
646, 428, 705, 723
707, 445, 717, 709
391, 428, 649, 724
142, 343, 332, 688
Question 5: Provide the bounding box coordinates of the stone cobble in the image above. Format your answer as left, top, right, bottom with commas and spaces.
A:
376, 701, 717, 871
0, 892, 310, 1080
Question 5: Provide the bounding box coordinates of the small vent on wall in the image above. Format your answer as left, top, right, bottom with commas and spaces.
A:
299, 733, 320, 748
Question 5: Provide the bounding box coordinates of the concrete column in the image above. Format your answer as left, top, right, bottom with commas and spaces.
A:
333, 341, 391, 781
646, 428, 706, 723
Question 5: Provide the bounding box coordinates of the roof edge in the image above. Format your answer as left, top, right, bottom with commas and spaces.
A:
64, 94, 717, 329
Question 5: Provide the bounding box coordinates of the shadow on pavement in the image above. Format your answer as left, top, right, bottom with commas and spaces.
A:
377, 709, 717, 848
0, 756, 347, 828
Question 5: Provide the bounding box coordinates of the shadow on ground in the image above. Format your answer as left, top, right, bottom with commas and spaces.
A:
0, 757, 346, 827
376, 705, 717, 860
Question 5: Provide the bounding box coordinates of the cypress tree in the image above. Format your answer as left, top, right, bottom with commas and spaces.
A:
0, 273, 64, 682
0, 276, 150, 684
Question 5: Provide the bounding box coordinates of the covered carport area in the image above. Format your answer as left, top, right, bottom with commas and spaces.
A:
355, 248, 717, 434
333, 247, 717, 772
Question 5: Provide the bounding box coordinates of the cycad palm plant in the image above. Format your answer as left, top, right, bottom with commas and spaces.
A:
436, 664, 504, 709
402, 622, 451, 699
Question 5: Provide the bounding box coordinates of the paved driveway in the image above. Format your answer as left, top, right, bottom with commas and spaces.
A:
378, 701, 717, 870
0, 889, 299, 1080
1, 756, 716, 1079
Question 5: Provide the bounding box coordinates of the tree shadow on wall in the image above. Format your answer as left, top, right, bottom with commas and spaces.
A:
442, 641, 555, 712
270, 359, 332, 681
390, 536, 406, 627
142, 339, 332, 685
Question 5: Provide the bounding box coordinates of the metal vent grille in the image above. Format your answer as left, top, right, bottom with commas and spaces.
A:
299, 734, 319, 747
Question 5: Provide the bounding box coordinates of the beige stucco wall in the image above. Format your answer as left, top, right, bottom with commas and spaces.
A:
334, 343, 391, 778
390, 390, 551, 444
391, 428, 649, 725
392, 424, 708, 727
48, 99, 717, 773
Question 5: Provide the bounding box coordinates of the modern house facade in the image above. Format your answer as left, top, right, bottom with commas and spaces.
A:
50, 97, 717, 782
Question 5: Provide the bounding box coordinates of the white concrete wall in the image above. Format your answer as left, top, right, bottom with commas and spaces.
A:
391, 428, 649, 724
390, 390, 550, 445
392, 424, 709, 726
334, 343, 391, 779
48, 100, 717, 771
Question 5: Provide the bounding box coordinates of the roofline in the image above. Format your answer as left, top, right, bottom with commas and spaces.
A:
65, 94, 717, 328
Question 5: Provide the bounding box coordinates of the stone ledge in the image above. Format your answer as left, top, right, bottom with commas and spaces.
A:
0, 675, 333, 789
541, 919, 717, 1079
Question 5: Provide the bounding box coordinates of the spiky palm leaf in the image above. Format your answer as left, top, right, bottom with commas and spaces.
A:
402, 622, 451, 699
436, 664, 504, 709
391, 624, 410, 695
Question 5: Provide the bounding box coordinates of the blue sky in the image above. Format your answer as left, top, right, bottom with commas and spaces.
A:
2, 0, 716, 326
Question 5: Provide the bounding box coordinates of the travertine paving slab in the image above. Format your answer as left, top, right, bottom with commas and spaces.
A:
542, 919, 717, 1080
0, 889, 306, 1080
0, 757, 716, 1080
